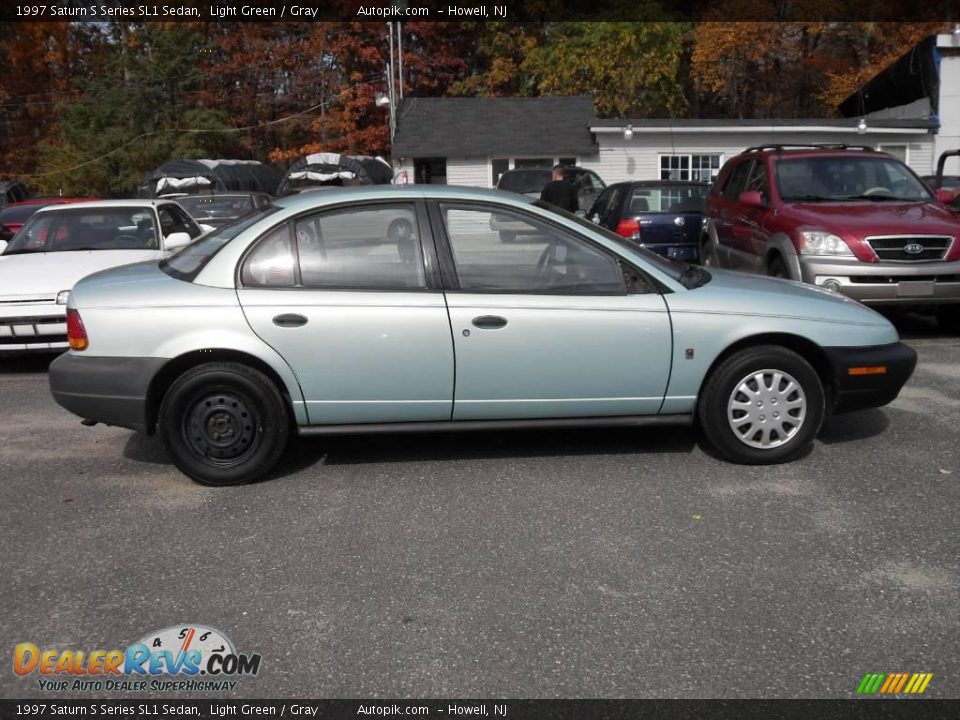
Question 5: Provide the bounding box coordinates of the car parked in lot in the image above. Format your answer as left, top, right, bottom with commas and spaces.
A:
48, 186, 917, 486
176, 192, 273, 229
701, 145, 960, 332
0, 199, 205, 353
588, 180, 710, 263
0, 198, 100, 242
492, 166, 606, 241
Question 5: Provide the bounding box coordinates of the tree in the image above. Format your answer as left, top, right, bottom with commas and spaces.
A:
34, 24, 230, 196
522, 22, 690, 118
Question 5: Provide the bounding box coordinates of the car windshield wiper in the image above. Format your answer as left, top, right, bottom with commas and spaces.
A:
782, 195, 837, 203
838, 194, 916, 202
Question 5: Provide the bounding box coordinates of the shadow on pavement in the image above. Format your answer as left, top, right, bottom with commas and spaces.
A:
818, 408, 889, 445
0, 352, 59, 373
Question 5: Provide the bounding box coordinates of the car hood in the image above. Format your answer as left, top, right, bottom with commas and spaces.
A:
785, 200, 960, 238
681, 268, 893, 327
0, 250, 162, 297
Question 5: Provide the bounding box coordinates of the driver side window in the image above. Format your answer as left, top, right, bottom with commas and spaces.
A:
439, 204, 625, 295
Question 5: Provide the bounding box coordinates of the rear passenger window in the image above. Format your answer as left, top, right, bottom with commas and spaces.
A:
295, 204, 425, 290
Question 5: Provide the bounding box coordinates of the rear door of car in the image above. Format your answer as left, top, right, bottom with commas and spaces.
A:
236, 200, 455, 425
712, 159, 755, 269
429, 200, 672, 420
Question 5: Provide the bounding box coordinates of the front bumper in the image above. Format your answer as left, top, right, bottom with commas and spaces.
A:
49, 353, 167, 433
824, 342, 917, 414
798, 256, 960, 306
0, 304, 68, 353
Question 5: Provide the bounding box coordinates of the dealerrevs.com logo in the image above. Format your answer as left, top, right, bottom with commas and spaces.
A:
13, 625, 261, 692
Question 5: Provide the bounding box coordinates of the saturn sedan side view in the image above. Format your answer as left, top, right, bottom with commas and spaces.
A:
49, 186, 917, 486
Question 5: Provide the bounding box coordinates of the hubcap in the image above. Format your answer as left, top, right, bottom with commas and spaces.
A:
184, 391, 260, 466
726, 369, 806, 449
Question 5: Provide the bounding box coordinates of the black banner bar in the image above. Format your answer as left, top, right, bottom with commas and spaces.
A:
2, 0, 960, 23
3, 700, 960, 720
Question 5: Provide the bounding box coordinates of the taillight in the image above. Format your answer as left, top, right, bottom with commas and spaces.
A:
615, 218, 641, 240
66, 309, 88, 351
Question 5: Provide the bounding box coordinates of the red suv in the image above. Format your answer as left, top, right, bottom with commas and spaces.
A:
702, 145, 960, 332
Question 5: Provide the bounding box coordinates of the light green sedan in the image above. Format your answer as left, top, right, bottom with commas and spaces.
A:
49, 186, 916, 486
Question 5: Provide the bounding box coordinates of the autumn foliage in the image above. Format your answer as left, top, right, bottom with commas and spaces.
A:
0, 15, 951, 195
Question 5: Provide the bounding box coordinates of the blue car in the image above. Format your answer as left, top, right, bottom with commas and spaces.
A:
48, 186, 916, 486
589, 180, 710, 263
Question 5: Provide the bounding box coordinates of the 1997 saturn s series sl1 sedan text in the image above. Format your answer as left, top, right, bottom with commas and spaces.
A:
49, 186, 917, 486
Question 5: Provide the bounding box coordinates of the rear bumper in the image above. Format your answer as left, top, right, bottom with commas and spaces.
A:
49, 353, 167, 433
824, 342, 917, 414
799, 256, 960, 306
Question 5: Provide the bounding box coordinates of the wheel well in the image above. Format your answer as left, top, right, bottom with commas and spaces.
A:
698, 333, 835, 412
145, 349, 296, 434
764, 248, 784, 271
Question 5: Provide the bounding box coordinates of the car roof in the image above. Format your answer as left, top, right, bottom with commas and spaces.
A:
272, 184, 537, 212
741, 148, 891, 160
31, 199, 173, 214
612, 180, 710, 188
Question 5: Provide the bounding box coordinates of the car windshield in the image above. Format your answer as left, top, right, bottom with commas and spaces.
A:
532, 200, 709, 289
177, 195, 255, 221
161, 205, 279, 281
776, 156, 933, 202
2, 207, 160, 255
628, 184, 709, 214
498, 170, 551, 194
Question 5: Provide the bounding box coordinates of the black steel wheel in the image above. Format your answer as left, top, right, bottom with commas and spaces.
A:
158, 362, 289, 486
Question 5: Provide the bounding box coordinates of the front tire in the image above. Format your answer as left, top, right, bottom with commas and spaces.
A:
158, 362, 289, 486
768, 255, 789, 279
698, 346, 825, 464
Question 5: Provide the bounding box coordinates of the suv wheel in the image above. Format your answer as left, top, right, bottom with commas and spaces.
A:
158, 362, 289, 486
698, 346, 825, 464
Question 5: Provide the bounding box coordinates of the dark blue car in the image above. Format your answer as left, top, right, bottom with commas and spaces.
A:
587, 180, 710, 263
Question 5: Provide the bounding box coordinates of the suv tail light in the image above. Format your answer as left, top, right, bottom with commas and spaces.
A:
66, 309, 88, 351
616, 218, 641, 240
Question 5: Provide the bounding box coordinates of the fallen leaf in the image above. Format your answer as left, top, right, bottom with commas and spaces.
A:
692, 514, 703, 521
939, 468, 952, 475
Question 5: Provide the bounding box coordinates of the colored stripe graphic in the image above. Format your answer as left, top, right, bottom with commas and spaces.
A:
857, 672, 932, 694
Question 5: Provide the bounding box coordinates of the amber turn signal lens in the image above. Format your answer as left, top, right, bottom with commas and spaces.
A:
66, 308, 88, 351
848, 366, 887, 376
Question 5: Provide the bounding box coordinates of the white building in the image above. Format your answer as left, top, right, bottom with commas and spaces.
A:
392, 34, 959, 187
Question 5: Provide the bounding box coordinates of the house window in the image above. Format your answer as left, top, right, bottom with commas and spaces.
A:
660, 154, 723, 182
877, 144, 908, 164
513, 158, 553, 169
414, 158, 447, 185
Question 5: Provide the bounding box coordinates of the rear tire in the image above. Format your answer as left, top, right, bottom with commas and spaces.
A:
158, 362, 289, 486
698, 346, 825, 465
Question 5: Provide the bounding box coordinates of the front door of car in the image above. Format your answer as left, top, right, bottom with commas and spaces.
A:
236, 202, 455, 425
430, 202, 672, 420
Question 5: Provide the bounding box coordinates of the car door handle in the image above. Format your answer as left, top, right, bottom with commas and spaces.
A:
273, 313, 308, 328
472, 315, 508, 330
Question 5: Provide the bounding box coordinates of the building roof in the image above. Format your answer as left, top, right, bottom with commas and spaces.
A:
838, 36, 941, 119
589, 118, 937, 133
394, 96, 598, 158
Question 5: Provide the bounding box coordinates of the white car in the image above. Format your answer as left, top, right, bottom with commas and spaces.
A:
0, 199, 206, 354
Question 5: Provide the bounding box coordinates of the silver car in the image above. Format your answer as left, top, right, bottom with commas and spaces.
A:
49, 186, 916, 486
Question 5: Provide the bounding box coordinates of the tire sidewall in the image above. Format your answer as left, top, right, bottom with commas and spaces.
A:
699, 346, 825, 464
159, 364, 288, 486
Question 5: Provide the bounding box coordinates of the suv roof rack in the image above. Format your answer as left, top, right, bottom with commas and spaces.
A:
743, 144, 877, 153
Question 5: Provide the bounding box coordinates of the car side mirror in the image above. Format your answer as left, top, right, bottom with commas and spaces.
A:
738, 190, 765, 208
164, 232, 192, 251
935, 189, 954, 205
0, 240, 7, 254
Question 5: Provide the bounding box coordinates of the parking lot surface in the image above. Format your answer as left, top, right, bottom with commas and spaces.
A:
1, 313, 958, 699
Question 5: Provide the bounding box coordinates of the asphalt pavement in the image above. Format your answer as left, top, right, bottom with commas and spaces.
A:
1, 313, 958, 699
